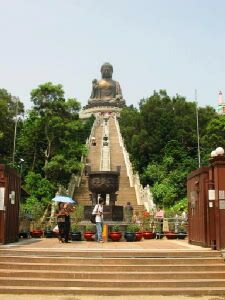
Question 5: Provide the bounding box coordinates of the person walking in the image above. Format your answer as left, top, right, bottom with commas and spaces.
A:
63, 203, 73, 243
55, 202, 66, 243
92, 198, 104, 243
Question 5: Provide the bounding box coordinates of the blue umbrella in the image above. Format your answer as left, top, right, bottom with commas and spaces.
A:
52, 195, 76, 204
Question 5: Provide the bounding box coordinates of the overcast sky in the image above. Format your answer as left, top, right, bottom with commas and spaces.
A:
0, 0, 225, 110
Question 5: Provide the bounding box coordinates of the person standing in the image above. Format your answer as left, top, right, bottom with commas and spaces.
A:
64, 203, 75, 243
55, 202, 66, 243
155, 207, 164, 233
124, 202, 134, 223
92, 198, 104, 243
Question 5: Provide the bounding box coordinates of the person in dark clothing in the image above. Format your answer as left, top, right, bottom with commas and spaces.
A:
55, 202, 66, 243
63, 203, 75, 243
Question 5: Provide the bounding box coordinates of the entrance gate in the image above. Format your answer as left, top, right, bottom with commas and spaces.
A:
187, 156, 225, 250
0, 164, 21, 244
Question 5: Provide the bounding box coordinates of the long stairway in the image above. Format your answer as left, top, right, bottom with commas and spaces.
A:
73, 119, 103, 206
109, 117, 137, 206
0, 248, 225, 295
74, 116, 139, 208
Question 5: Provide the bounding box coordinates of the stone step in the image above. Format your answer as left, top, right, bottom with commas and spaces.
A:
0, 285, 225, 296
0, 249, 220, 258
1, 277, 225, 288
0, 262, 224, 272
0, 256, 223, 265
2, 269, 225, 280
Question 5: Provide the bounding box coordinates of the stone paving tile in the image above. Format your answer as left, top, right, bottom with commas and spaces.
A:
0, 295, 224, 300
0, 238, 211, 251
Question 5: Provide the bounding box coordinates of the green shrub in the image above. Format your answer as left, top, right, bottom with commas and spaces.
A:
111, 225, 121, 232
85, 224, 95, 232
71, 224, 80, 232
126, 224, 140, 233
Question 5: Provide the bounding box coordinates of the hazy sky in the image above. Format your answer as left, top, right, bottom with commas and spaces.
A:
1, 0, 225, 110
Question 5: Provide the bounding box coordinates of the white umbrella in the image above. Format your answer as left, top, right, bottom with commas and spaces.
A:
52, 195, 76, 204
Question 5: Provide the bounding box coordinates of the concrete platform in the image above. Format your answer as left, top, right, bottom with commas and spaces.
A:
0, 238, 210, 252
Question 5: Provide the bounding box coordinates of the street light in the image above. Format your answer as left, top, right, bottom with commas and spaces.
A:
19, 158, 24, 174
195, 90, 201, 168
211, 147, 225, 158
12, 96, 19, 167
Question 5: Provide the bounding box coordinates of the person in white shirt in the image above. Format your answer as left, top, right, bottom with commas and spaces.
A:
92, 198, 104, 242
155, 207, 164, 233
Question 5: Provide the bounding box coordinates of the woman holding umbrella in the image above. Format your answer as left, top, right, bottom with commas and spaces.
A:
63, 203, 75, 243
53, 195, 76, 243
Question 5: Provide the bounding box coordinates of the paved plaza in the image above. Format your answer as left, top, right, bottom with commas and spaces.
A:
0, 237, 208, 251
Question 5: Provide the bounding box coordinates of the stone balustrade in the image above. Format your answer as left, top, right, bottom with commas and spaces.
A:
114, 117, 155, 211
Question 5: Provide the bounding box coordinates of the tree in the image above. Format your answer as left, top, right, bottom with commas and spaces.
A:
0, 89, 24, 164
119, 90, 216, 208
201, 115, 225, 164
17, 82, 93, 186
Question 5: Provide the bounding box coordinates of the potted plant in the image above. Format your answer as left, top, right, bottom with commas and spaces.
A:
142, 211, 155, 239
30, 223, 43, 238
124, 224, 139, 242
44, 225, 53, 238
135, 225, 143, 241
164, 219, 177, 240
142, 223, 155, 239
71, 223, 82, 241
177, 224, 187, 240
84, 224, 95, 241
109, 225, 122, 241
19, 229, 30, 239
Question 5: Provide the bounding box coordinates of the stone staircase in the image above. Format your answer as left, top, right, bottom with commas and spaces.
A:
109, 117, 137, 206
0, 248, 225, 295
73, 118, 103, 206
74, 116, 139, 209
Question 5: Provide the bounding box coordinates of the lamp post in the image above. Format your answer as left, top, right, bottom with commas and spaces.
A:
19, 158, 24, 174
195, 90, 201, 168
12, 96, 19, 167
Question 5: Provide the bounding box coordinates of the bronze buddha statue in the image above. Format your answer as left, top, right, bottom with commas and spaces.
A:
87, 63, 125, 108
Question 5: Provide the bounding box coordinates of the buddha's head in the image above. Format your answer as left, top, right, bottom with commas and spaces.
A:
101, 63, 113, 79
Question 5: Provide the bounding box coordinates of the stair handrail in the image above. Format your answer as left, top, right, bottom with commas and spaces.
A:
114, 117, 133, 186
114, 117, 155, 211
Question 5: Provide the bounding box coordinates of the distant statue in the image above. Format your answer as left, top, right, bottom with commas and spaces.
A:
87, 63, 126, 108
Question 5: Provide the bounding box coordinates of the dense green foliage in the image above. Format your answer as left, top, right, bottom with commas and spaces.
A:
119, 90, 217, 208
0, 83, 93, 221
0, 89, 24, 165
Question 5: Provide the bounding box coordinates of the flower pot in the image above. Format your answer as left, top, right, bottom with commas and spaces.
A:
124, 232, 136, 242
165, 232, 177, 240
142, 231, 155, 239
84, 231, 95, 241
177, 232, 187, 240
44, 230, 53, 238
71, 232, 82, 241
135, 231, 143, 241
19, 231, 29, 239
109, 232, 122, 242
155, 232, 164, 239
30, 230, 43, 238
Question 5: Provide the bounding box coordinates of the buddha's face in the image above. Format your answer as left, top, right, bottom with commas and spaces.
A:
101, 65, 113, 79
